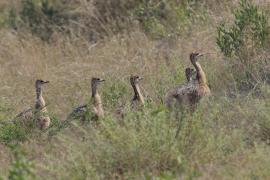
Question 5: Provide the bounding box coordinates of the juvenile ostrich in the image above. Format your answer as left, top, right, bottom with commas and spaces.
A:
15, 79, 51, 130
91, 77, 106, 119
165, 52, 211, 109
114, 75, 145, 119
185, 52, 211, 105
67, 77, 105, 121
165, 67, 196, 109
185, 67, 196, 82
130, 75, 145, 109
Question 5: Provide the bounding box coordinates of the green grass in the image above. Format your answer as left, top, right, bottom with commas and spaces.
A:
0, 88, 270, 179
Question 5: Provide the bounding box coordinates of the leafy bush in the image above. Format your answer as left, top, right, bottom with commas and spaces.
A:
19, 0, 69, 40
0, 123, 30, 145
217, 0, 270, 91
0, 104, 52, 145
0, 103, 32, 145
217, 0, 268, 57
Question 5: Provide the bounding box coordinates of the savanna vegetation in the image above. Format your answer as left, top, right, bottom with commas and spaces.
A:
0, 0, 270, 179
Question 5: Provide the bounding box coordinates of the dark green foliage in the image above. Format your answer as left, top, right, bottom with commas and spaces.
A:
217, 0, 270, 91
7, 8, 18, 30
217, 0, 269, 57
0, 103, 33, 145
0, 123, 30, 145
20, 0, 68, 40
0, 123, 25, 144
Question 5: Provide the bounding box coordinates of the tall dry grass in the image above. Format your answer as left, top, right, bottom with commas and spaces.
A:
0, 22, 223, 120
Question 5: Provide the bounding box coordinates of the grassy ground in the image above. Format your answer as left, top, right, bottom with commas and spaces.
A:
0, 0, 270, 179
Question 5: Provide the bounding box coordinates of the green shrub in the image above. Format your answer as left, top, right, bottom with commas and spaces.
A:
0, 102, 32, 145
46, 115, 64, 137
217, 0, 269, 57
0, 104, 57, 145
0, 122, 34, 145
217, 0, 270, 91
19, 0, 68, 40
8, 146, 36, 180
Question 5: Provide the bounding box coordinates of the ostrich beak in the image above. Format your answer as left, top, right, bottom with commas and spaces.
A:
198, 53, 205, 57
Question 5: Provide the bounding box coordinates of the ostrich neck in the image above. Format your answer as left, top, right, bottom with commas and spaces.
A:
192, 61, 207, 85
35, 87, 47, 111
132, 83, 145, 104
36, 87, 42, 100
92, 85, 102, 107
92, 84, 97, 98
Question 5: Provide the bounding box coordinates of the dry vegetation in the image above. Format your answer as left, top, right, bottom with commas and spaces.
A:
0, 0, 270, 179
